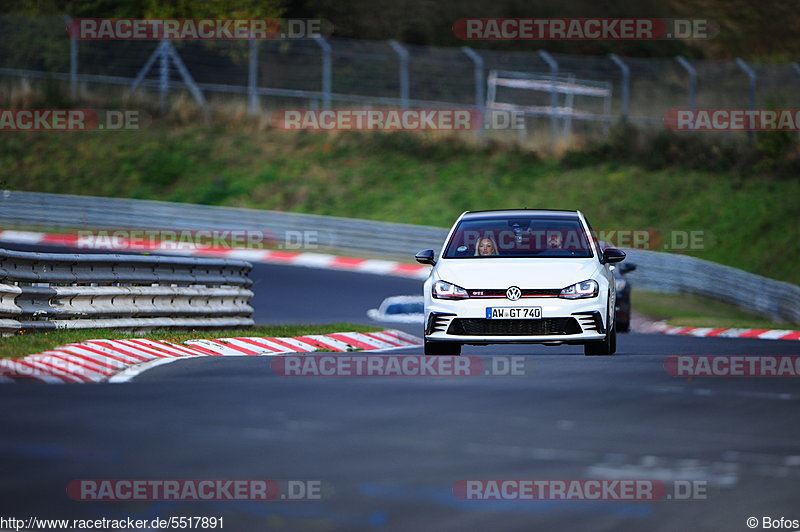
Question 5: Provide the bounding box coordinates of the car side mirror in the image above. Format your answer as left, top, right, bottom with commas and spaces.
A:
619, 262, 637, 273
415, 249, 436, 265
601, 248, 626, 264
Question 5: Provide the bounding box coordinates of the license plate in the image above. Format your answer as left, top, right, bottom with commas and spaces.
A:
486, 307, 542, 319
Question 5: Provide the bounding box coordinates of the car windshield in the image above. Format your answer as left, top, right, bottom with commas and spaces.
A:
443, 215, 594, 259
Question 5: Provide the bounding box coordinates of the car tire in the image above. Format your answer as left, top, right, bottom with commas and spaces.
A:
610, 325, 617, 354
616, 319, 630, 333
424, 339, 461, 356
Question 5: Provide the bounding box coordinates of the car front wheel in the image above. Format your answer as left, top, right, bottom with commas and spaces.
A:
585, 307, 617, 356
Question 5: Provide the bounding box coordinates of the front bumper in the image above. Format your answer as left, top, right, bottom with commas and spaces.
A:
425, 298, 607, 344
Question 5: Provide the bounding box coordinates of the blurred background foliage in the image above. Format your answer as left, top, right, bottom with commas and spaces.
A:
1, 0, 798, 61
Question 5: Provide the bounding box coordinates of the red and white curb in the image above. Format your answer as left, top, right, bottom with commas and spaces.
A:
0, 329, 423, 383
642, 322, 800, 342
0, 230, 430, 279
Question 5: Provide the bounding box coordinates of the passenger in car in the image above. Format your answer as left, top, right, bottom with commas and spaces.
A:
547, 231, 563, 249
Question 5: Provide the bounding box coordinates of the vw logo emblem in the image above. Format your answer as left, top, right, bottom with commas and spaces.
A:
506, 286, 522, 301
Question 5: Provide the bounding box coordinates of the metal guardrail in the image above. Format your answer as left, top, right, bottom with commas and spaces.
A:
620, 249, 800, 323
0, 190, 449, 260
0, 191, 798, 323
0, 246, 254, 335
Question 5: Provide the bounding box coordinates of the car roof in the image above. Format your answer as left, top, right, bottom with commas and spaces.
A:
460, 209, 580, 220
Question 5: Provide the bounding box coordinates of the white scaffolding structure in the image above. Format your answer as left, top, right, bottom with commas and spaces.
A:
487, 69, 613, 141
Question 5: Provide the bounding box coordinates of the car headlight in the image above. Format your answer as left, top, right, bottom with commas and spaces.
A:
432, 280, 469, 300
559, 279, 599, 299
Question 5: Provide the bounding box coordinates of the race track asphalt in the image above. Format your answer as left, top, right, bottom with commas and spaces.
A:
1, 245, 799, 531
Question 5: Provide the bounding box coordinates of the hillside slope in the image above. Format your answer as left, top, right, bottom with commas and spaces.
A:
0, 125, 797, 284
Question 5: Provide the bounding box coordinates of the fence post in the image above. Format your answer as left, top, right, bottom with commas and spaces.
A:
63, 16, 78, 101
129, 41, 165, 95
315, 37, 332, 109
537, 50, 559, 145
163, 42, 207, 114
129, 41, 206, 114
675, 56, 697, 110
736, 58, 757, 110
159, 40, 169, 113
792, 63, 800, 141
735, 58, 756, 142
462, 46, 485, 144
247, 39, 259, 115
388, 40, 409, 109
486, 70, 497, 106
609, 54, 630, 122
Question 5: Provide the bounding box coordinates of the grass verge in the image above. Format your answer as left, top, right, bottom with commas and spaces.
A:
633, 290, 800, 330
0, 323, 383, 359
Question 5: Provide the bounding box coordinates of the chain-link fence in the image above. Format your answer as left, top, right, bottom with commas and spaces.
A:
1, 16, 799, 146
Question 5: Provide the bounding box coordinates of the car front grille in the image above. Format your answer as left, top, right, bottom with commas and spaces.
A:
467, 288, 562, 298
447, 317, 583, 336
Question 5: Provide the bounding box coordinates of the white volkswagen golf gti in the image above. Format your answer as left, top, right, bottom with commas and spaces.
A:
415, 210, 627, 356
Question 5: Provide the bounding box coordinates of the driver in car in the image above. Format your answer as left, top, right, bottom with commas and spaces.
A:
475, 236, 499, 256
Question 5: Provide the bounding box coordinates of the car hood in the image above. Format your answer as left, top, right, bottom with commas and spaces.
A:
434, 258, 601, 289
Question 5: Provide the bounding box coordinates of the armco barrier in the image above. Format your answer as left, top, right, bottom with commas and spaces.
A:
0, 247, 254, 335
0, 191, 798, 322
621, 249, 800, 323
0, 190, 447, 259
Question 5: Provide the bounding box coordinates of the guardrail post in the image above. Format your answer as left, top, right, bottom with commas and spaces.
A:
538, 50, 559, 145
736, 58, 756, 142
63, 15, 78, 101
388, 40, 410, 109
675, 56, 697, 110
462, 46, 485, 144
315, 37, 332, 109
247, 39, 259, 115
609, 54, 630, 122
